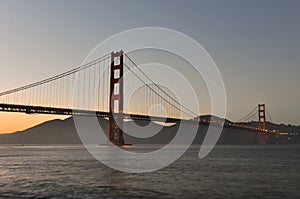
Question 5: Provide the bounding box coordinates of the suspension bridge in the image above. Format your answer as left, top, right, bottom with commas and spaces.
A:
0, 50, 281, 145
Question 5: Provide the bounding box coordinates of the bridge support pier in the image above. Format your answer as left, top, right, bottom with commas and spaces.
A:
258, 132, 268, 145
108, 51, 125, 146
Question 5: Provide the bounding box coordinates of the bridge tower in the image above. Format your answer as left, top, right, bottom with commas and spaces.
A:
258, 104, 266, 130
108, 50, 125, 146
258, 104, 268, 144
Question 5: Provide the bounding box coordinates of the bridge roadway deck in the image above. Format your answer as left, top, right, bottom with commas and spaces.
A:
0, 103, 195, 123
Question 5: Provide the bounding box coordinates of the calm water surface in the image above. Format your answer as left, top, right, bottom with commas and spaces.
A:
0, 145, 299, 199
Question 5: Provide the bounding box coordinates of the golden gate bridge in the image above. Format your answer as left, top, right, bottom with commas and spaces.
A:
0, 51, 282, 145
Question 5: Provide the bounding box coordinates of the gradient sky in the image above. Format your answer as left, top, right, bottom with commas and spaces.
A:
0, 0, 299, 133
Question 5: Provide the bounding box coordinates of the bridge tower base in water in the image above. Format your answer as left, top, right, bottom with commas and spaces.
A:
108, 51, 125, 146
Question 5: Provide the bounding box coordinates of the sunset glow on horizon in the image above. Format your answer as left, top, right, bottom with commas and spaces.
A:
0, 113, 68, 134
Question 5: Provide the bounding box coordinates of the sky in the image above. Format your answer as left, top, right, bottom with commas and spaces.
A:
0, 0, 299, 133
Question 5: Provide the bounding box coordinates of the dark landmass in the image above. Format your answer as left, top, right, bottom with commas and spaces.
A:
0, 116, 299, 145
